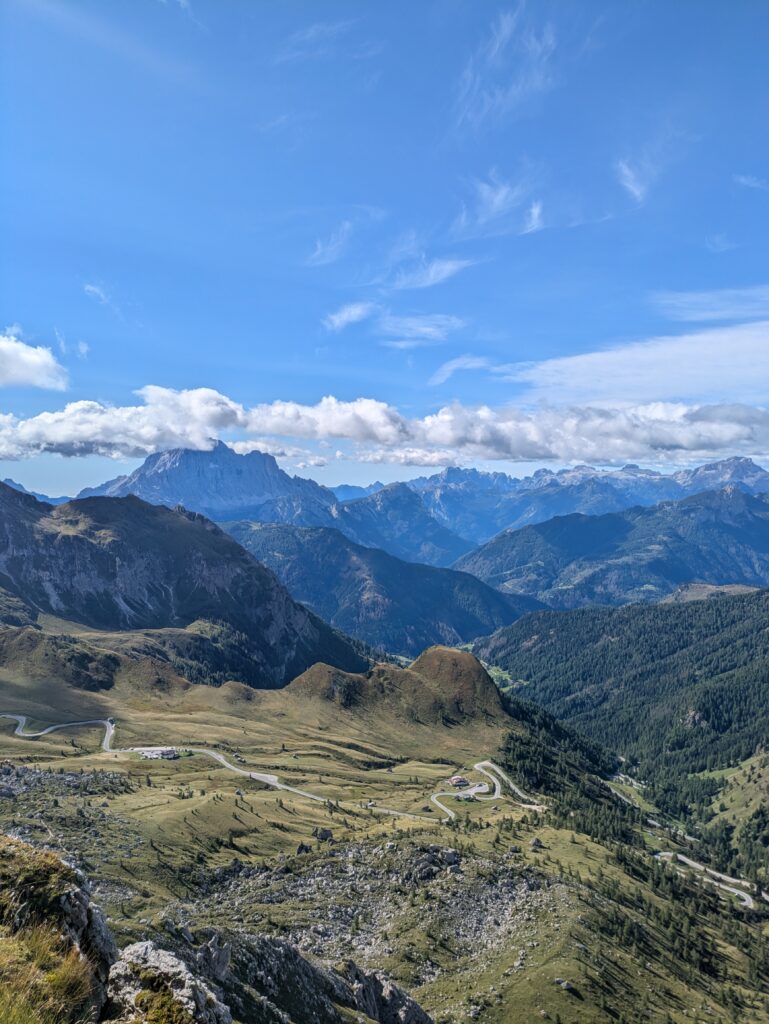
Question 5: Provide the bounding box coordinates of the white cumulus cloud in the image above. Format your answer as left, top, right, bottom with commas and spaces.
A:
0, 335, 68, 390
3, 384, 769, 468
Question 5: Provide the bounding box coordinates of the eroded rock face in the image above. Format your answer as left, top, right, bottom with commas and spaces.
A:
219, 930, 434, 1024
0, 836, 433, 1024
112, 927, 434, 1024
342, 960, 434, 1024
0, 836, 118, 1013
107, 941, 232, 1024
58, 878, 118, 1005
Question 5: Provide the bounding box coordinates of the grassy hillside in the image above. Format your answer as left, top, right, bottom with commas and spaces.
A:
0, 645, 768, 1021
0, 482, 369, 687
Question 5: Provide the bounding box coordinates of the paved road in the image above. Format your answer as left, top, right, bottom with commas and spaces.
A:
656, 851, 769, 909
1, 714, 543, 825
430, 760, 546, 821
0, 714, 323, 803
1, 714, 115, 751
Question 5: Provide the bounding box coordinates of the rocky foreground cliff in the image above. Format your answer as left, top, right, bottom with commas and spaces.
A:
0, 835, 431, 1024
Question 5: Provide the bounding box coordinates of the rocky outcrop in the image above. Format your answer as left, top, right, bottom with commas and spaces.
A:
0, 835, 117, 1013
105, 928, 432, 1024
342, 961, 434, 1024
107, 941, 232, 1024
0, 837, 431, 1024
56, 877, 118, 1007
213, 930, 433, 1024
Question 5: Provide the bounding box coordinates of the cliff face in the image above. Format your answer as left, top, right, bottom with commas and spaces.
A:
78, 441, 336, 523
0, 836, 432, 1024
0, 483, 368, 687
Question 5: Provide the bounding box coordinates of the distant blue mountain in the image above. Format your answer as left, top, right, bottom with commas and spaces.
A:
331, 481, 385, 502
2, 479, 71, 505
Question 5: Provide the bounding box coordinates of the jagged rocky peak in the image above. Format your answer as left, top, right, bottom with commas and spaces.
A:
674, 455, 769, 492
77, 440, 335, 520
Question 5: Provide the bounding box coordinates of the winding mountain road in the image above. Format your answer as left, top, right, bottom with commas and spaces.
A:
655, 851, 769, 909
0, 714, 544, 825
0, 714, 324, 803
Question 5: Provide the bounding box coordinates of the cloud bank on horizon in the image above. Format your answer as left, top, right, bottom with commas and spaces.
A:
2, 2, 769, 486
3, 313, 769, 468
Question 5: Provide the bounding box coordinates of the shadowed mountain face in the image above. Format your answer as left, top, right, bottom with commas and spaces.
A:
225, 522, 542, 655
409, 458, 769, 544
0, 482, 368, 687
454, 486, 769, 608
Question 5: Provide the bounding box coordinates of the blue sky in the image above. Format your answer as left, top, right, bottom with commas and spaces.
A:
2, 0, 769, 494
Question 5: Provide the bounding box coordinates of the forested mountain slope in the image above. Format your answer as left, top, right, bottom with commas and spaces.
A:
473, 588, 769, 815
226, 522, 541, 654
456, 486, 769, 607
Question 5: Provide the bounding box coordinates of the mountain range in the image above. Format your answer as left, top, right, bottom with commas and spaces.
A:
408, 457, 769, 543
10, 447, 769, 561
0, 481, 367, 687
70, 445, 469, 566
226, 521, 541, 654
7, 447, 769, 616
454, 486, 769, 608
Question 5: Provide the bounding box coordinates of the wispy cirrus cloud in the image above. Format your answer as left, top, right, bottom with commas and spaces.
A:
26, 0, 196, 84
615, 157, 652, 203
307, 220, 354, 266
377, 313, 465, 349
0, 333, 68, 390
452, 169, 530, 238
275, 19, 356, 63
734, 173, 768, 191
84, 282, 122, 317
654, 283, 769, 322
393, 257, 475, 290
615, 126, 687, 205
323, 301, 378, 331
429, 320, 769, 406
510, 321, 769, 405
521, 199, 544, 234
429, 355, 493, 385
455, 6, 557, 130
705, 233, 737, 254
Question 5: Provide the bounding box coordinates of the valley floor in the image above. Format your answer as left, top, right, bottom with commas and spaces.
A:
0, 670, 768, 1023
